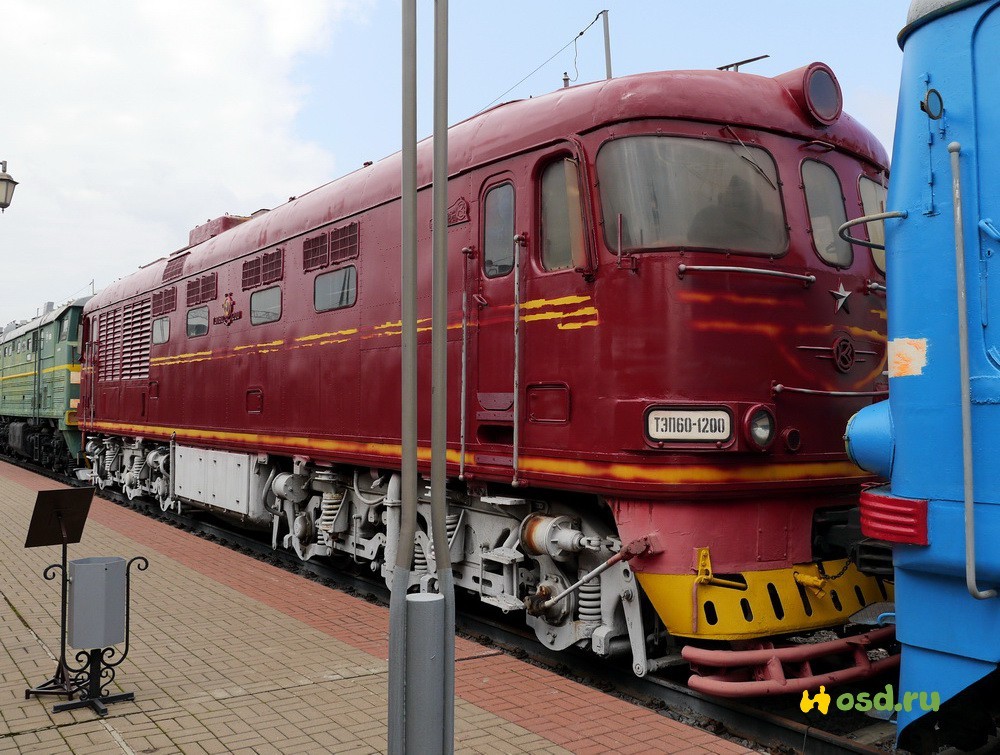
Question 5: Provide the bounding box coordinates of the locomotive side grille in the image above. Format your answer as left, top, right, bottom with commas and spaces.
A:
151, 286, 177, 317
261, 249, 284, 284
200, 273, 218, 303
121, 300, 152, 381
330, 222, 359, 264
97, 309, 123, 382
303, 234, 329, 271
162, 256, 186, 282
187, 274, 219, 306
242, 258, 262, 290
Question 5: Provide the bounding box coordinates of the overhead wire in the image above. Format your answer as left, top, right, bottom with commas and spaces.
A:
480, 11, 604, 112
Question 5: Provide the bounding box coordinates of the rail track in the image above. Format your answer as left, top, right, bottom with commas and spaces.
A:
13, 458, 899, 754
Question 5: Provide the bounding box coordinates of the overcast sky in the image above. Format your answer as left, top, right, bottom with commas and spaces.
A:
1, 0, 908, 327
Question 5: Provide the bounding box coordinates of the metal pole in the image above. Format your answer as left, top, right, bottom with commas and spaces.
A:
388, 2, 419, 752
405, 593, 446, 752
432, 0, 456, 750
601, 10, 612, 80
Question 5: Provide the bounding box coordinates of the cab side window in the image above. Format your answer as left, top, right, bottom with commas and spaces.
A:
540, 158, 585, 271
859, 176, 888, 273
802, 160, 852, 267
483, 183, 514, 278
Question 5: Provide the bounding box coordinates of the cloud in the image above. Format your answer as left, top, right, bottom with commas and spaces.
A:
1, 0, 370, 325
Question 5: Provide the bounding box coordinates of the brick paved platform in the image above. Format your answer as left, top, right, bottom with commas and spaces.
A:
0, 461, 756, 754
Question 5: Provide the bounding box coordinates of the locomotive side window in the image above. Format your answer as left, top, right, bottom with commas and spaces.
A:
596, 136, 786, 255
859, 176, 887, 273
802, 160, 852, 267
250, 286, 282, 325
187, 306, 209, 337
314, 266, 357, 312
152, 317, 170, 344
483, 183, 515, 277
540, 159, 586, 271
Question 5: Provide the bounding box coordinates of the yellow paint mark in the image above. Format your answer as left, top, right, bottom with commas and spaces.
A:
558, 320, 598, 330
295, 329, 359, 343
870, 308, 887, 321
234, 340, 284, 351
152, 350, 213, 363
523, 306, 598, 323
374, 320, 403, 330
521, 295, 591, 311
888, 337, 928, 377
42, 363, 82, 374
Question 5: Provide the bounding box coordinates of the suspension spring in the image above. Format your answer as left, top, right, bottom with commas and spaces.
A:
413, 539, 429, 572
578, 579, 602, 623
445, 512, 460, 543
128, 456, 144, 485
318, 490, 344, 534
103, 447, 119, 474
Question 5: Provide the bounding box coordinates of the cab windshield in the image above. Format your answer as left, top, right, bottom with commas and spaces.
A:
597, 135, 787, 256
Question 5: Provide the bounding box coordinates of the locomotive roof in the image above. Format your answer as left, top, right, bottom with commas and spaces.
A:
900, 0, 980, 44
87, 66, 888, 313
1, 296, 92, 343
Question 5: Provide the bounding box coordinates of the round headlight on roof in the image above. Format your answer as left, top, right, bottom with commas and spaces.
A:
803, 63, 843, 125
774, 62, 843, 127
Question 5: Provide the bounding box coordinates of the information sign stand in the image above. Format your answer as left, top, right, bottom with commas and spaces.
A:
22, 488, 148, 716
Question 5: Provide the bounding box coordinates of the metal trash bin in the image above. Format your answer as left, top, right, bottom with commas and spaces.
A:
67, 556, 126, 649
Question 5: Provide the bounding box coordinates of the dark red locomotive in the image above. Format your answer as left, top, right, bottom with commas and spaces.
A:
80, 63, 893, 687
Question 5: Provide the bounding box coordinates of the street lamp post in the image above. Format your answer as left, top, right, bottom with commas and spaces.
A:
0, 161, 18, 212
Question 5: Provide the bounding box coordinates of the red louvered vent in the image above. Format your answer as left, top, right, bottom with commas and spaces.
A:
200, 273, 218, 302
97, 309, 123, 382
151, 287, 177, 317
186, 280, 201, 307
163, 256, 187, 282
303, 234, 329, 272
242, 258, 262, 290
121, 300, 152, 380
330, 222, 360, 264
262, 249, 284, 284
860, 486, 929, 545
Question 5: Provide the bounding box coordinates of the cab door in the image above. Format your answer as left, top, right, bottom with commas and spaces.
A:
474, 173, 524, 462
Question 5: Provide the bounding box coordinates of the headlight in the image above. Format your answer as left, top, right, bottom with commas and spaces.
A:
745, 406, 776, 450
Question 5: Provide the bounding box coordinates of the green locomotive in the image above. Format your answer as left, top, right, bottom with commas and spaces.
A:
0, 298, 90, 471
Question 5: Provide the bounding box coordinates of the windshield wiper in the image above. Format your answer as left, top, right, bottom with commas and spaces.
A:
724, 125, 777, 190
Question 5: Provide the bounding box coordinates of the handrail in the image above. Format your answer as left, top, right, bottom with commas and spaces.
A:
948, 141, 996, 600
677, 264, 815, 286
512, 233, 526, 487
837, 211, 908, 250
772, 383, 888, 398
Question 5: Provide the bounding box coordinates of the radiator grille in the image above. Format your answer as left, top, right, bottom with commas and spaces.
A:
163, 256, 186, 282
303, 234, 329, 272
330, 222, 359, 264
151, 287, 177, 316
97, 309, 123, 382
187, 273, 218, 306
261, 249, 284, 284
242, 258, 262, 290
121, 300, 152, 380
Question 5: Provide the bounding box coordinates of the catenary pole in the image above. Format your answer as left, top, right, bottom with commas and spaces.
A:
388, 1, 418, 752
431, 0, 457, 750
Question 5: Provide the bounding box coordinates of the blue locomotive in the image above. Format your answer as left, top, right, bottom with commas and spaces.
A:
845, 0, 1000, 749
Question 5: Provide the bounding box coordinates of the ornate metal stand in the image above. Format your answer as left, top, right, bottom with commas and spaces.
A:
51, 557, 148, 716
24, 495, 89, 702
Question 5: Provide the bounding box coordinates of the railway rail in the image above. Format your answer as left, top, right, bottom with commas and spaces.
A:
11, 458, 898, 754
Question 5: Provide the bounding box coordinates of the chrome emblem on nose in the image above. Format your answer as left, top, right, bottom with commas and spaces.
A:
833, 336, 856, 373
